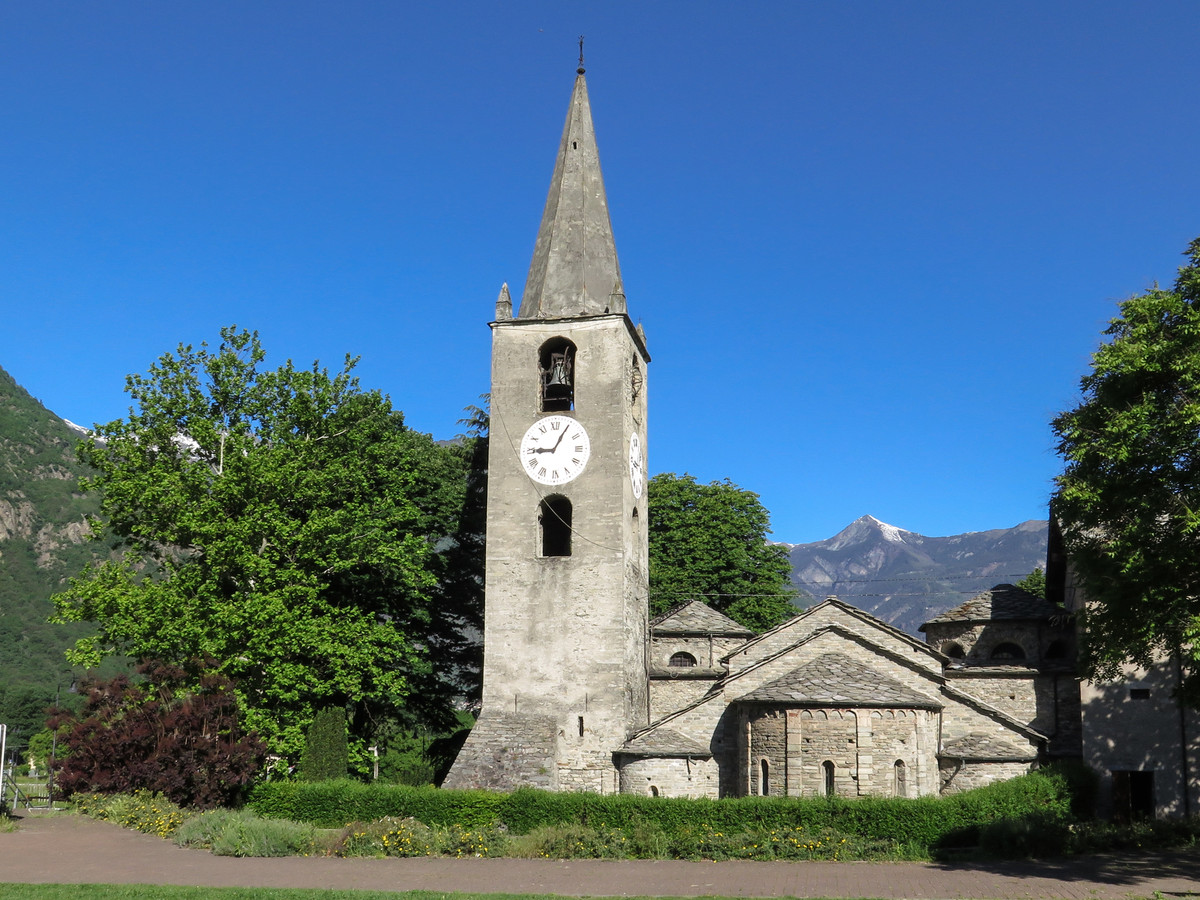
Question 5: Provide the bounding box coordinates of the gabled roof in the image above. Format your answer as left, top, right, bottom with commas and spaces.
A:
921, 583, 1062, 629
518, 70, 624, 320
618, 728, 712, 759
734, 652, 942, 708
722, 596, 945, 666
650, 599, 755, 637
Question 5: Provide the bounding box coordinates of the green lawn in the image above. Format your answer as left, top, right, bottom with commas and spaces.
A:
1, 889, 857, 900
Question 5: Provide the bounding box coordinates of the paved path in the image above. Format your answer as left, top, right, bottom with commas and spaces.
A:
2, 814, 1198, 898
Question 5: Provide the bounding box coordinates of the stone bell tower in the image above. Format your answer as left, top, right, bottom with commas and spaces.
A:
445, 62, 650, 793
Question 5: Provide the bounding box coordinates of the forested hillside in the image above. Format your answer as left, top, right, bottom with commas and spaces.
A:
0, 365, 110, 694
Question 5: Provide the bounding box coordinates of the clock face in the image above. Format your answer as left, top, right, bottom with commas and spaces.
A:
519, 415, 591, 486
628, 431, 644, 499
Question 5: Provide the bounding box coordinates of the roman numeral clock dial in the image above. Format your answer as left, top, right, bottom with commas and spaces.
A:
519, 415, 591, 486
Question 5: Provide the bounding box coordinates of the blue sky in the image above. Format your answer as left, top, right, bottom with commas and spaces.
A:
3, 2, 1198, 543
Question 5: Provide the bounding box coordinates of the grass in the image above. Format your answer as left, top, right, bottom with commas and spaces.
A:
0, 890, 881, 900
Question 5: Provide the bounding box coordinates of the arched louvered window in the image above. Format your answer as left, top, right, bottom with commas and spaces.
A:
669, 652, 697, 668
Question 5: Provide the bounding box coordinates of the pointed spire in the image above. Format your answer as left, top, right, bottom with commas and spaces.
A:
495, 282, 512, 320
518, 69, 623, 319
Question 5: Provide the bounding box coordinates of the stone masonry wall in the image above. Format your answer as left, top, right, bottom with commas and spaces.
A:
650, 677, 717, 722
442, 714, 559, 791
940, 760, 1031, 793
618, 756, 718, 798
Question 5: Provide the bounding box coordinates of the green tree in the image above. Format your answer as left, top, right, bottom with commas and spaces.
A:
1052, 237, 1200, 699
647, 473, 799, 631
1015, 568, 1046, 600
52, 327, 473, 758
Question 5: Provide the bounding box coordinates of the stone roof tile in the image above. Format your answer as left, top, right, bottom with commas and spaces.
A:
922, 583, 1061, 628
619, 728, 712, 758
941, 732, 1036, 761
651, 600, 755, 636
734, 652, 942, 708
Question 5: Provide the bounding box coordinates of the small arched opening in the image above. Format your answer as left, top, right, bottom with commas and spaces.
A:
669, 651, 697, 668
990, 642, 1026, 661
822, 760, 835, 797
943, 642, 965, 659
760, 758, 770, 796
894, 759, 907, 797
538, 338, 576, 412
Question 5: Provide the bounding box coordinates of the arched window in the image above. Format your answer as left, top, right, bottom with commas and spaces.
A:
539, 338, 576, 412
894, 759, 907, 797
760, 758, 770, 796
943, 642, 965, 659
631, 354, 643, 404
990, 642, 1026, 661
540, 496, 572, 557
649, 785, 659, 797
822, 760, 835, 797
669, 652, 697, 668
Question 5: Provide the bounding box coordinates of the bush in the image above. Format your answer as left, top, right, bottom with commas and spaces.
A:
429, 822, 509, 857
72, 789, 190, 839
509, 823, 628, 859
249, 768, 1080, 860
299, 706, 348, 782
209, 814, 319, 857
52, 659, 265, 809
336, 816, 433, 857
978, 813, 1071, 858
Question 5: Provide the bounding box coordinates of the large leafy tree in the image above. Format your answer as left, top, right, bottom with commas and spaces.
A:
1052, 237, 1200, 700
647, 473, 799, 631
53, 327, 475, 757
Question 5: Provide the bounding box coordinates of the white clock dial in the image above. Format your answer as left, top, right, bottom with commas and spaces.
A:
628, 431, 644, 499
519, 415, 591, 486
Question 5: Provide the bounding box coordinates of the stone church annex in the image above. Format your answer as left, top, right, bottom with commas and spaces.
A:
444, 64, 1174, 811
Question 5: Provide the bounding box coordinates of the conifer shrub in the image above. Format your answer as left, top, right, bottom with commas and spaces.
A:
298, 706, 348, 781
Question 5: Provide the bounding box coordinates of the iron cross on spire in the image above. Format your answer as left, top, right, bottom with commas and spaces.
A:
577, 35, 585, 74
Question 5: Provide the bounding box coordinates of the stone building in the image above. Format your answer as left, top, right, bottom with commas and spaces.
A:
1046, 525, 1200, 820
445, 65, 1080, 801
619, 590, 1071, 799
443, 62, 650, 793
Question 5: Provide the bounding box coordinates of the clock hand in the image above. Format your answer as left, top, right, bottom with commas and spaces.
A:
550, 427, 570, 453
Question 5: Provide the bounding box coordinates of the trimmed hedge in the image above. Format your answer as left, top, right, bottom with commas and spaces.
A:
248, 767, 1076, 855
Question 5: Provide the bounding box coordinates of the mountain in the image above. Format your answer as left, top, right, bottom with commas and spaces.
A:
0, 365, 112, 698
783, 515, 1048, 636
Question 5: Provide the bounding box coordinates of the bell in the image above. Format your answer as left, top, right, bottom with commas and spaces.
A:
545, 370, 571, 400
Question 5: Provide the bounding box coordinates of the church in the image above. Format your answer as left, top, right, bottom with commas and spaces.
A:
444, 64, 1082, 800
